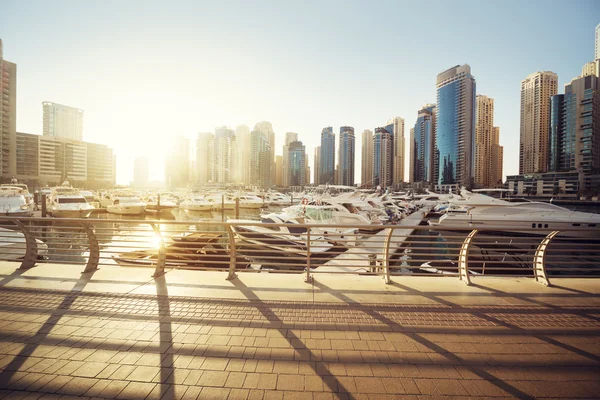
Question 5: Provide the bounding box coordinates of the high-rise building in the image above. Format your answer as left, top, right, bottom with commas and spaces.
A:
250, 130, 271, 187
361, 129, 373, 187
338, 126, 355, 186
42, 102, 84, 141
474, 95, 502, 187
372, 127, 393, 188
596, 23, 600, 61
410, 104, 436, 184
37, 136, 87, 185
213, 127, 235, 184
282, 132, 298, 187
550, 75, 600, 173
305, 153, 310, 185
15, 132, 39, 183
519, 71, 558, 174
133, 156, 149, 188
165, 135, 190, 189
233, 125, 250, 184
436, 64, 476, 188
0, 39, 17, 179
491, 127, 503, 187
319, 127, 335, 184
196, 132, 214, 185
314, 146, 321, 185
86, 142, 115, 189
275, 155, 283, 186
387, 118, 405, 185
288, 141, 306, 187
254, 122, 275, 184
582, 60, 599, 78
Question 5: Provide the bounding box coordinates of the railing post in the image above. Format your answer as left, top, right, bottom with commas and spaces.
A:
80, 222, 100, 273
226, 224, 237, 281
533, 230, 558, 286
305, 228, 312, 283
382, 227, 394, 284
458, 229, 478, 286
16, 221, 37, 270
150, 224, 166, 277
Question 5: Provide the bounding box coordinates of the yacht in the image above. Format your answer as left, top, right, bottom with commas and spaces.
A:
1, 182, 33, 205
284, 199, 382, 228
179, 194, 213, 212
266, 192, 292, 206
237, 195, 265, 209
206, 193, 236, 211
47, 185, 95, 218
145, 194, 178, 213
79, 190, 100, 208
0, 186, 34, 217
106, 190, 146, 215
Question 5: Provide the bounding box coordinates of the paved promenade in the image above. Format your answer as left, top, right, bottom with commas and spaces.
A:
0, 262, 598, 399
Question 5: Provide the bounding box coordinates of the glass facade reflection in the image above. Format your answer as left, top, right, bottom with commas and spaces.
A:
338, 126, 355, 186
412, 105, 436, 183
373, 127, 393, 188
288, 141, 306, 186
549, 94, 564, 172
319, 127, 335, 184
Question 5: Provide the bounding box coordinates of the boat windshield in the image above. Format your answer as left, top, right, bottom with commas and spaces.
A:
0, 196, 27, 207
305, 207, 333, 221
58, 198, 88, 204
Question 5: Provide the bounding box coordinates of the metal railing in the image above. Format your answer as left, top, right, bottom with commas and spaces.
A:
0, 216, 598, 287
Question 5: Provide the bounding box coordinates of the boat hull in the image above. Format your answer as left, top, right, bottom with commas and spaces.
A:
106, 205, 146, 215
48, 208, 94, 218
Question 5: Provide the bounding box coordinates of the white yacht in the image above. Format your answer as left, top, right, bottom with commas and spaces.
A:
179, 194, 213, 212
145, 194, 178, 213
47, 185, 95, 218
237, 195, 265, 209
266, 192, 292, 206
0, 186, 34, 217
106, 190, 146, 215
206, 194, 236, 211
284, 199, 382, 228
79, 190, 100, 208
1, 182, 33, 205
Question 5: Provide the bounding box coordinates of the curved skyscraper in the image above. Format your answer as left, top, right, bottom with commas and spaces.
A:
411, 104, 436, 184
436, 65, 476, 188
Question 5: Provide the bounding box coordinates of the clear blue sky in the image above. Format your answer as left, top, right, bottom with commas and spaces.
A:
1, 0, 598, 184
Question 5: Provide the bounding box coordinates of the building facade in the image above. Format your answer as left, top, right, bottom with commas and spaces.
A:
250, 130, 271, 187
372, 127, 393, 188
282, 132, 298, 187
42, 102, 84, 141
474, 95, 503, 187
196, 132, 214, 185
319, 127, 335, 184
387, 117, 405, 185
596, 22, 600, 61
361, 129, 373, 187
314, 146, 321, 185
253, 122, 275, 185
86, 142, 115, 189
234, 125, 251, 185
15, 132, 39, 185
133, 156, 149, 188
0, 39, 17, 180
288, 141, 306, 187
519, 71, 558, 174
338, 126, 355, 186
410, 104, 436, 185
212, 127, 235, 184
165, 135, 190, 189
436, 65, 476, 189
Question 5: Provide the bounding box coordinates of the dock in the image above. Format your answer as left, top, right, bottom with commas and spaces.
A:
319, 212, 425, 272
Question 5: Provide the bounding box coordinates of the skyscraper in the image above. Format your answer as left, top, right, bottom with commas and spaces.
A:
387, 117, 405, 185
474, 95, 502, 187
42, 102, 84, 141
411, 104, 436, 184
282, 132, 298, 187
314, 146, 321, 185
213, 127, 235, 184
436, 64, 476, 188
133, 156, 149, 188
519, 71, 558, 174
196, 132, 214, 185
319, 127, 335, 184
254, 122, 275, 184
165, 135, 190, 189
361, 129, 373, 187
491, 127, 503, 187
338, 126, 355, 186
595, 23, 600, 61
288, 141, 306, 187
0, 39, 17, 179
372, 127, 393, 188
250, 129, 271, 187
234, 125, 251, 184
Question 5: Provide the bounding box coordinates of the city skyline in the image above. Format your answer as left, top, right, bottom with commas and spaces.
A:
1, 1, 598, 185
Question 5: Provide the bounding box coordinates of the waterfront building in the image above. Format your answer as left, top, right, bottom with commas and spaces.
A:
196, 132, 214, 185
15, 132, 39, 185
361, 129, 373, 187
474, 96, 503, 187
213, 127, 235, 184
37, 135, 87, 186
519, 71, 558, 174
86, 142, 116, 189
436, 64, 476, 189
372, 127, 393, 188
282, 132, 298, 187
338, 126, 355, 186
314, 146, 321, 185
165, 135, 190, 189
288, 141, 306, 187
250, 129, 271, 187
133, 156, 149, 188
387, 118, 405, 185
254, 122, 275, 184
42, 101, 83, 141
275, 155, 283, 186
410, 104, 436, 185
234, 125, 251, 185
0, 39, 17, 179
319, 127, 335, 184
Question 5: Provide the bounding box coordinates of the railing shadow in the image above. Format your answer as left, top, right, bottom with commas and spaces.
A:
154, 274, 174, 399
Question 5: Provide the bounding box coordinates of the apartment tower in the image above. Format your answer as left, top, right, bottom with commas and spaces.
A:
42, 102, 84, 141
338, 126, 355, 186
0, 39, 17, 178
411, 104, 436, 184
361, 129, 373, 187
388, 117, 405, 185
519, 71, 558, 174
319, 127, 335, 184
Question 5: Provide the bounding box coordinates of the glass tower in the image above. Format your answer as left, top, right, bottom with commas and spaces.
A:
412, 104, 436, 184
288, 141, 306, 186
319, 127, 335, 184
372, 127, 393, 188
338, 126, 355, 186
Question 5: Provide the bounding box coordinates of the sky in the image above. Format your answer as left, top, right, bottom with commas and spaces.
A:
1, 0, 598, 185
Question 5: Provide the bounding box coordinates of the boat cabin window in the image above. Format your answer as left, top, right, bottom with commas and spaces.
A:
537, 224, 542, 228
305, 207, 333, 221
544, 224, 548, 228
572, 223, 581, 227
531, 223, 535, 228
589, 224, 597, 227
342, 203, 359, 213
58, 198, 87, 204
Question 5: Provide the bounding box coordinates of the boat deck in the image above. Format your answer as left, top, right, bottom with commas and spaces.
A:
0, 260, 598, 399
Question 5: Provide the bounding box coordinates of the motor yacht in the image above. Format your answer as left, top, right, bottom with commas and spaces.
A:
47, 185, 95, 218
237, 195, 265, 209
284, 199, 382, 228
79, 190, 100, 208
145, 194, 178, 213
106, 190, 146, 215
1, 180, 33, 205
266, 192, 292, 206
0, 186, 34, 217
206, 194, 236, 211
179, 194, 213, 212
